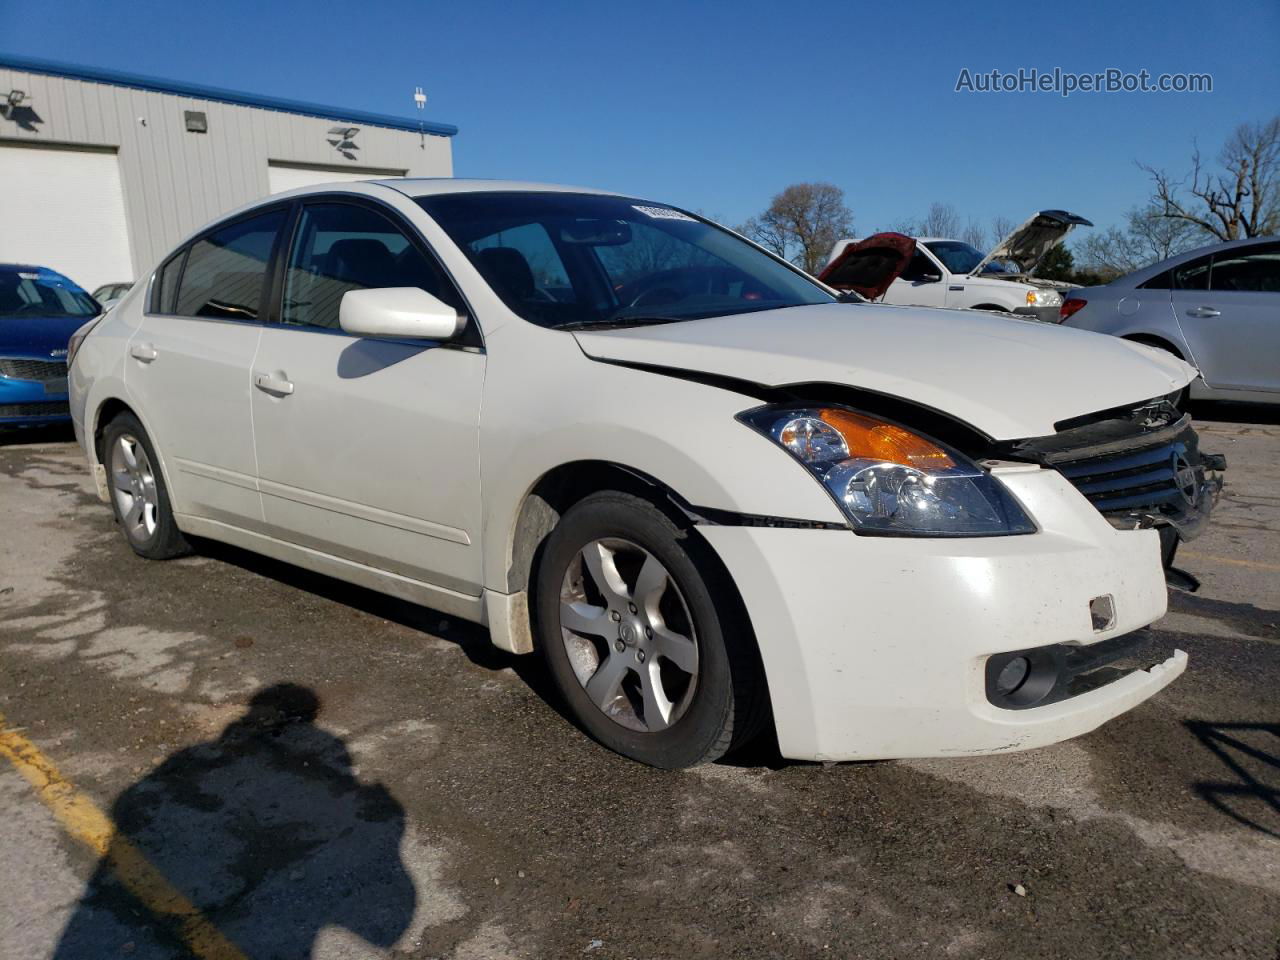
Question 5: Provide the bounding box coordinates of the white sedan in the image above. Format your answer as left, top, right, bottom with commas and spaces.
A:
68, 180, 1219, 767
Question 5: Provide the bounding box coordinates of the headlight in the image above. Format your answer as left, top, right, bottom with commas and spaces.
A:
739, 406, 1036, 537
1025, 288, 1062, 307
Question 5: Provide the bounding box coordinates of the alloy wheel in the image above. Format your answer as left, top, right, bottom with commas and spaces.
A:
559, 537, 699, 732
109, 433, 160, 543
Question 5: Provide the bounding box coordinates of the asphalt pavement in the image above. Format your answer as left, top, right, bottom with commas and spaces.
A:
1, 409, 1276, 959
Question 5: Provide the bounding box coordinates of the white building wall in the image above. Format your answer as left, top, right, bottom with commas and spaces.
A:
0, 64, 453, 280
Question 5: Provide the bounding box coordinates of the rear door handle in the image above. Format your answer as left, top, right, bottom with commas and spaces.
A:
129, 342, 157, 362
1186, 306, 1221, 318
254, 372, 294, 396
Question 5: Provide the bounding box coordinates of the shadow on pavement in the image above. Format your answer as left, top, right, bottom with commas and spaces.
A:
0, 423, 77, 447
189, 536, 786, 770
188, 536, 577, 731
1185, 720, 1280, 839
1188, 400, 1280, 426
52, 684, 416, 959
1169, 590, 1280, 640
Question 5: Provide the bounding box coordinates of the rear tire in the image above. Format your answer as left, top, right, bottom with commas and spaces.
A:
534, 491, 765, 768
101, 412, 190, 560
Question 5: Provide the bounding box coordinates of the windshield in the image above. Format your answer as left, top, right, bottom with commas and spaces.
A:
417, 192, 835, 328
923, 241, 1014, 275
0, 267, 100, 319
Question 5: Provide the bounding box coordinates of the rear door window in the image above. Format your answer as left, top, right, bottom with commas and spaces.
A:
1172, 255, 1212, 291
175, 209, 285, 321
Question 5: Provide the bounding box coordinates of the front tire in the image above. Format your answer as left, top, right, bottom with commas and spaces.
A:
534, 491, 764, 768
101, 413, 190, 560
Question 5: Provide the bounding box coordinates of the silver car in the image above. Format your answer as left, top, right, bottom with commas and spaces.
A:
1060, 236, 1280, 404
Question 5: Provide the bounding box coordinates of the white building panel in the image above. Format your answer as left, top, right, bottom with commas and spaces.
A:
0, 142, 133, 292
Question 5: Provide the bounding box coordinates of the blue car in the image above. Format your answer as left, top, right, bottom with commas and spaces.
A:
1, 264, 102, 428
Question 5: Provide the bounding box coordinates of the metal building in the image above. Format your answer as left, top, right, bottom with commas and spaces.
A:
0, 54, 457, 293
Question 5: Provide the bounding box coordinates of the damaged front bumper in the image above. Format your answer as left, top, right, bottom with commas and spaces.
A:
698, 465, 1180, 761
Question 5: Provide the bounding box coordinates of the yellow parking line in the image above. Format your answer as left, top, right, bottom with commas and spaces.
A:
1180, 551, 1280, 573
0, 712, 247, 960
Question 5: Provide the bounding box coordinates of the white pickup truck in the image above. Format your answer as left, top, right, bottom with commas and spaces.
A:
821, 210, 1091, 321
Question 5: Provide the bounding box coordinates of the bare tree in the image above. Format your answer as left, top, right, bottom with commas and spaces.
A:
741, 183, 855, 274
919, 202, 962, 238
960, 218, 988, 250
876, 217, 919, 235
1141, 116, 1280, 240
1075, 205, 1205, 279
988, 215, 1018, 247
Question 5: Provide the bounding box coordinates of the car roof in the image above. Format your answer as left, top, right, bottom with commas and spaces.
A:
1117, 234, 1280, 286
375, 178, 622, 199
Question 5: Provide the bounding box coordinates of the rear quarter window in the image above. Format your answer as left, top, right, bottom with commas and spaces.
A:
154, 251, 186, 313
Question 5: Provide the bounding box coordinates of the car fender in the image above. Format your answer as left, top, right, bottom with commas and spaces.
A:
477, 325, 847, 593
958, 277, 1024, 311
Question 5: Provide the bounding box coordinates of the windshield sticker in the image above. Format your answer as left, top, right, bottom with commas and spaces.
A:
632, 205, 696, 222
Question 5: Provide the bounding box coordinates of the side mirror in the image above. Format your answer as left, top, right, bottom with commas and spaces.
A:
919, 272, 942, 283
339, 287, 465, 341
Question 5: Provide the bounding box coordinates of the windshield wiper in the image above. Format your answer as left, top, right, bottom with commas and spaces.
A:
558, 316, 690, 331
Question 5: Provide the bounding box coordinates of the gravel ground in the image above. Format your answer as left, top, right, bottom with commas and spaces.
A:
1, 408, 1277, 960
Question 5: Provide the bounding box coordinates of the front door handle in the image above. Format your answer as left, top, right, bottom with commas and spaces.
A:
1186, 306, 1221, 318
254, 372, 294, 396
129, 342, 157, 363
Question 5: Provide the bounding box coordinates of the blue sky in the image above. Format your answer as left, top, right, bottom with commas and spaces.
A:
7, 0, 1279, 242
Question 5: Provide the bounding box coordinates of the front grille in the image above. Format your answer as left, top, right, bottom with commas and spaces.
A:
1054, 426, 1199, 518
1002, 401, 1221, 538
0, 357, 66, 382
0, 402, 70, 419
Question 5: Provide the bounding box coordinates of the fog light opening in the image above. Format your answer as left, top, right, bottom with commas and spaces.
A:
995, 656, 1031, 696
1090, 595, 1116, 633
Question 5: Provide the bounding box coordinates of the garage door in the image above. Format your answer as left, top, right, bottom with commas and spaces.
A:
267, 162, 407, 195
0, 142, 134, 294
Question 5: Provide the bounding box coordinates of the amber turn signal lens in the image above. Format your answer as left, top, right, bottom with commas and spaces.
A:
817, 409, 955, 470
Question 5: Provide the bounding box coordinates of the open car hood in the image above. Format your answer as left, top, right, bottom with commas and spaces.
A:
973, 210, 1092, 276
572, 303, 1195, 441
816, 233, 916, 300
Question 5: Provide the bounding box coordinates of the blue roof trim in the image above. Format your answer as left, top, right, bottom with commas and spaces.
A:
0, 53, 458, 137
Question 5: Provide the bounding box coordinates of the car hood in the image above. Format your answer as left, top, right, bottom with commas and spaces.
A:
0, 314, 91, 357
973, 210, 1092, 276
572, 303, 1195, 440
816, 233, 916, 300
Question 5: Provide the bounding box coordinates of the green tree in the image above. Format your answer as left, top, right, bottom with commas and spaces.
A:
1033, 243, 1076, 282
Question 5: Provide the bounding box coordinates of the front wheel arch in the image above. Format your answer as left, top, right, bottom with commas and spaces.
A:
533, 489, 769, 765
503, 461, 771, 725
505, 460, 701, 596
1122, 333, 1185, 361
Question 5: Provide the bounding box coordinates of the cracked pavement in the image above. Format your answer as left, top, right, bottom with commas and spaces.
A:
1, 409, 1277, 959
